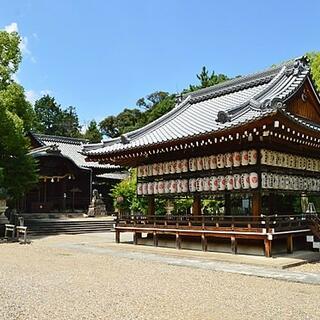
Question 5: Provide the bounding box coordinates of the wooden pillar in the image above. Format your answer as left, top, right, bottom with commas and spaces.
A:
192, 194, 201, 216
268, 192, 275, 215
148, 196, 155, 216
201, 234, 207, 252
133, 232, 141, 245
231, 236, 237, 254
264, 239, 272, 257
225, 193, 231, 215
153, 231, 158, 247
252, 192, 262, 217
287, 235, 293, 254
115, 230, 120, 243
176, 233, 181, 249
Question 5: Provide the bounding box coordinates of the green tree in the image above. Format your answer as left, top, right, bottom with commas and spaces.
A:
111, 170, 147, 214
307, 52, 320, 92
100, 108, 142, 138
0, 29, 37, 202
84, 120, 102, 143
0, 30, 21, 89
34, 95, 82, 137
189, 66, 229, 92
34, 95, 62, 134
0, 82, 35, 131
0, 98, 38, 201
61, 106, 82, 138
99, 115, 118, 138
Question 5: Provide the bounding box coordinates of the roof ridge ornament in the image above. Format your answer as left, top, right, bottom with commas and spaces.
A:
216, 111, 231, 124
293, 56, 310, 75
262, 97, 285, 110
46, 144, 61, 154
120, 134, 130, 144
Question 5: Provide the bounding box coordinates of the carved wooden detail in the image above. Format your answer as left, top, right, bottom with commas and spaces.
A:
287, 80, 320, 124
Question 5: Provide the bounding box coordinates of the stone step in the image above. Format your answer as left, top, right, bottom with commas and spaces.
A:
24, 218, 115, 236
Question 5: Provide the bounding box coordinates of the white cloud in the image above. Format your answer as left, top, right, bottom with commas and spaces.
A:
25, 89, 52, 104
20, 36, 31, 55
25, 90, 38, 104
3, 22, 36, 63
4, 22, 18, 33
12, 73, 20, 84
40, 89, 52, 96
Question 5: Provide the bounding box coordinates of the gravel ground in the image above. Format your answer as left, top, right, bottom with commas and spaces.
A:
0, 235, 319, 320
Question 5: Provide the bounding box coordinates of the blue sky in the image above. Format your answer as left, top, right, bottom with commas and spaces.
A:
1, 0, 319, 126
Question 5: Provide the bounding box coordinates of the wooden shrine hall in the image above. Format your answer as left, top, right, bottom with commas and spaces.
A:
84, 56, 320, 256
24, 133, 124, 214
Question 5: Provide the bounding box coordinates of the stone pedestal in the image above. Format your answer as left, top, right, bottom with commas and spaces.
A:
0, 199, 8, 236
87, 190, 107, 217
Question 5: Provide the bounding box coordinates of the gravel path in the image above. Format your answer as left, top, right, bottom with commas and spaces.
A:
0, 236, 319, 320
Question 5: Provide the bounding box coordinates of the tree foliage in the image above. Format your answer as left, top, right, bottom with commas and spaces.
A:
307, 52, 320, 92
188, 66, 229, 92
99, 68, 228, 139
34, 94, 82, 137
0, 101, 38, 200
0, 82, 35, 131
0, 29, 38, 202
84, 120, 102, 143
0, 30, 21, 89
100, 108, 143, 138
111, 170, 147, 214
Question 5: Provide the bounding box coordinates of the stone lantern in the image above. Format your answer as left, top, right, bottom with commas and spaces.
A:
0, 198, 9, 225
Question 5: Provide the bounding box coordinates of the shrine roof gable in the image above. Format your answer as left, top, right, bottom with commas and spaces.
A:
84, 56, 320, 157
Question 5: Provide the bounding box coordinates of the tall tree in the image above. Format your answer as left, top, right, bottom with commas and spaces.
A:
34, 95, 62, 134
0, 82, 35, 131
0, 100, 37, 200
100, 108, 142, 138
34, 95, 82, 137
0, 30, 21, 89
84, 120, 102, 143
61, 106, 82, 138
189, 66, 229, 92
0, 29, 37, 201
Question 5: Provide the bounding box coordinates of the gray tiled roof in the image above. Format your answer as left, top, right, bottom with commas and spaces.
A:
30, 133, 118, 169
84, 56, 316, 156
96, 172, 129, 180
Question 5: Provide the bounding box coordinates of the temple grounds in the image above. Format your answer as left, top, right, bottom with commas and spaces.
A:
0, 233, 319, 320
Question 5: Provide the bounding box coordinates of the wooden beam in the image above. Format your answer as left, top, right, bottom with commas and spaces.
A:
268, 192, 275, 215
201, 234, 207, 252
148, 196, 155, 216
252, 193, 262, 217
115, 230, 120, 243
192, 194, 201, 216
225, 193, 231, 215
287, 235, 293, 254
231, 236, 237, 254
264, 239, 272, 257
176, 233, 181, 249
133, 231, 139, 245
153, 231, 158, 247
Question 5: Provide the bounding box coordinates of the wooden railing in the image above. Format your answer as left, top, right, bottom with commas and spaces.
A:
117, 214, 313, 233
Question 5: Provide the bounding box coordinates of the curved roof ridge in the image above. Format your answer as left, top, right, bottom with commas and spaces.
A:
221, 66, 287, 119
31, 132, 89, 145
187, 60, 297, 102
99, 95, 192, 147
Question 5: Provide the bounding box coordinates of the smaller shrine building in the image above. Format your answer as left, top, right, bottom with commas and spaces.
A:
23, 132, 126, 214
